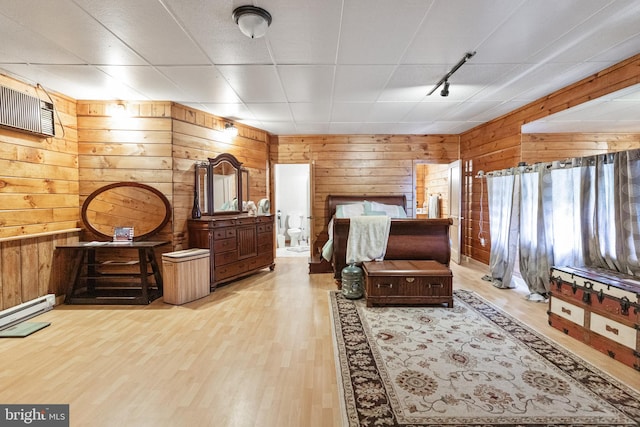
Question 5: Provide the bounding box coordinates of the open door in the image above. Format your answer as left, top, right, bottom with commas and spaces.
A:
448, 160, 462, 264
308, 160, 315, 247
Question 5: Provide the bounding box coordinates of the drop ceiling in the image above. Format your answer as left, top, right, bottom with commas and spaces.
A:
0, 0, 639, 135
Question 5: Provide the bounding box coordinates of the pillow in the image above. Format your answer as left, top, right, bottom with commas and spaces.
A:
336, 203, 365, 218
365, 201, 407, 218
364, 210, 388, 216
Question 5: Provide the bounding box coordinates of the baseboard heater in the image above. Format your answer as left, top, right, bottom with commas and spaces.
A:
0, 294, 55, 330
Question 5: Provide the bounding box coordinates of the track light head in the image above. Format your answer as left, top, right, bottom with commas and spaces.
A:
440, 81, 450, 97
427, 51, 476, 96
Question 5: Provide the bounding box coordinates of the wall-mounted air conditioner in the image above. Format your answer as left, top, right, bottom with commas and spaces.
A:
0, 85, 55, 137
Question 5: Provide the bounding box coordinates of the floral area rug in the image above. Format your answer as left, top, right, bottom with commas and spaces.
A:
329, 290, 640, 426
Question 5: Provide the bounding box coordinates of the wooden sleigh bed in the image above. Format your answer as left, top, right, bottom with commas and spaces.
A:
327, 195, 452, 281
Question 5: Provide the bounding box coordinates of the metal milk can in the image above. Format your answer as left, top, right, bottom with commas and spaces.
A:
341, 261, 364, 299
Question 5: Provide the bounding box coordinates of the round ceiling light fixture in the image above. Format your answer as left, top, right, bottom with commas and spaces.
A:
232, 5, 272, 39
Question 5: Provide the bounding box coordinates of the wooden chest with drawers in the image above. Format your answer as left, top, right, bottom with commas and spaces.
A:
188, 214, 275, 289
548, 266, 640, 371
362, 260, 453, 308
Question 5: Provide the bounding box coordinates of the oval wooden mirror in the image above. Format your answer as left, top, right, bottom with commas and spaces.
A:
82, 182, 171, 240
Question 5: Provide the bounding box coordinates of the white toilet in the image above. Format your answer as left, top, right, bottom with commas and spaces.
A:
287, 213, 303, 247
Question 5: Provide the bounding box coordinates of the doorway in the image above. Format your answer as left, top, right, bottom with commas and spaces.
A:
274, 164, 311, 258
414, 161, 461, 264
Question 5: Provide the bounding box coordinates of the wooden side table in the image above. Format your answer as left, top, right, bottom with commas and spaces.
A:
362, 260, 453, 307
56, 241, 169, 305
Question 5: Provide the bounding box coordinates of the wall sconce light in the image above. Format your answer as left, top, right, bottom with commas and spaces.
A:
232, 5, 272, 39
224, 123, 239, 137
108, 102, 128, 117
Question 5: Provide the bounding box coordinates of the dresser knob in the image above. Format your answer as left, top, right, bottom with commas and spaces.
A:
405, 277, 415, 283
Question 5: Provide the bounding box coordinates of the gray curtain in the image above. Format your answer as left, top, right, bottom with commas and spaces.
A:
486, 170, 519, 289
487, 148, 640, 297
592, 150, 640, 275
518, 163, 551, 295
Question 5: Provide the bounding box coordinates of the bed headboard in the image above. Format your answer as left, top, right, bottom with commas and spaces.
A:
327, 194, 407, 218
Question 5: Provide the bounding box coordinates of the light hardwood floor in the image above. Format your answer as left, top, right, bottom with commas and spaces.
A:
1, 257, 638, 427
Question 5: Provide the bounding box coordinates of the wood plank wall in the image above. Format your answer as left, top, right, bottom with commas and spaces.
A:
418, 163, 449, 218
77, 101, 174, 246
171, 104, 270, 250
522, 132, 640, 163
460, 53, 640, 265
270, 135, 459, 248
0, 73, 80, 310
77, 102, 270, 251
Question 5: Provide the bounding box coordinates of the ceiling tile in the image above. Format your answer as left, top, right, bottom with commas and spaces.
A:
333, 65, 396, 102
290, 103, 332, 123
367, 102, 417, 122
527, 1, 640, 64
331, 102, 373, 122
402, 0, 522, 64
217, 65, 287, 103
0, 0, 638, 135
98, 66, 184, 100
162, 0, 273, 65
329, 122, 366, 134
277, 65, 335, 102
476, 0, 610, 63
267, 0, 343, 64
195, 103, 255, 122
0, 14, 83, 64
0, 0, 145, 65
157, 66, 241, 103
245, 103, 293, 122
74, 0, 210, 65
1, 64, 146, 99
337, 0, 433, 64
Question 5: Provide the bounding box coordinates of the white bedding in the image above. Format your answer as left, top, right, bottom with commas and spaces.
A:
346, 215, 391, 264
321, 201, 406, 262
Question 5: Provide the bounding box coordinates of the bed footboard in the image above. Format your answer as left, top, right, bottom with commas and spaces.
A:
332, 218, 452, 280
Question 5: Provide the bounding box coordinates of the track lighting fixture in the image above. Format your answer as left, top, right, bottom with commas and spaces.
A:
440, 80, 450, 97
427, 51, 476, 97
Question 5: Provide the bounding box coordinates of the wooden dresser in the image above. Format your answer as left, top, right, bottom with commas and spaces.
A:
188, 214, 275, 289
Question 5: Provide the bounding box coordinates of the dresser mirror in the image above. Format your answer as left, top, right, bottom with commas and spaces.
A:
82, 182, 171, 240
194, 153, 248, 216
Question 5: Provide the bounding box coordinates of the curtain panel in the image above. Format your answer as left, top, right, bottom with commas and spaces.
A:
485, 148, 640, 297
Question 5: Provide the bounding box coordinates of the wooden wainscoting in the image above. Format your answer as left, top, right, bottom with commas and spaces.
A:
0, 230, 80, 310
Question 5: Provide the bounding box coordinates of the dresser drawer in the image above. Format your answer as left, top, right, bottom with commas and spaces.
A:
590, 312, 637, 349
367, 275, 451, 298
257, 223, 273, 233
213, 228, 236, 240
213, 237, 236, 253
549, 296, 585, 327
214, 249, 237, 266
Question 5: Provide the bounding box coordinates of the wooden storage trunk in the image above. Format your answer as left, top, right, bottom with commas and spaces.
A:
548, 266, 640, 371
362, 260, 453, 307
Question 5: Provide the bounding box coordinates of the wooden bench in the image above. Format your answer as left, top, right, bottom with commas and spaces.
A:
362, 260, 453, 308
